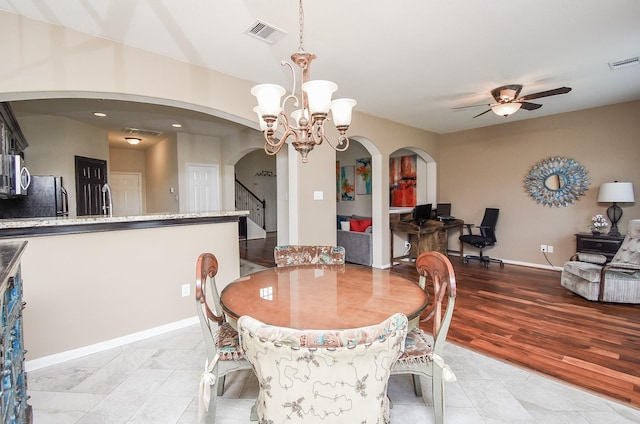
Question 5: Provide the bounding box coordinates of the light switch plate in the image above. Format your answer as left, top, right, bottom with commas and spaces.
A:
313, 191, 323, 200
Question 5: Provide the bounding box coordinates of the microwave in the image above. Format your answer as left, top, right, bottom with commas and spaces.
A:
0, 154, 31, 198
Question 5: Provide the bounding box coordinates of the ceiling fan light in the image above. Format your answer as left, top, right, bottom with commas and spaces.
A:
492, 102, 522, 117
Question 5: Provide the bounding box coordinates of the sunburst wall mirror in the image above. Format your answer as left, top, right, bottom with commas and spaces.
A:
524, 156, 590, 207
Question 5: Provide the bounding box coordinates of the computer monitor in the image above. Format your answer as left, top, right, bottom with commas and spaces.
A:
413, 204, 432, 226
436, 203, 452, 218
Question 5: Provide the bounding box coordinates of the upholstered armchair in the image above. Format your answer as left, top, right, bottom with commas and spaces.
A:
561, 219, 640, 303
274, 245, 346, 267
238, 313, 408, 424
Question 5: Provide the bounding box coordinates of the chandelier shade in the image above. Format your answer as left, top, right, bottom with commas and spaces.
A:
250, 0, 356, 163
251, 84, 286, 117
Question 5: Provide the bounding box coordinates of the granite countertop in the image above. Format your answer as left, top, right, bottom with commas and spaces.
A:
0, 211, 249, 238
0, 211, 248, 229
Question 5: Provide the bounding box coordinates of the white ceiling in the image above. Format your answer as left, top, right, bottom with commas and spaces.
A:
2, 0, 640, 146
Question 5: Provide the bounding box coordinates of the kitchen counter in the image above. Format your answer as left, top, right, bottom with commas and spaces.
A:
0, 211, 248, 239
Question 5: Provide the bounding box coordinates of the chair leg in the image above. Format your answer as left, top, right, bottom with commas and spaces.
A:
216, 375, 226, 396
432, 367, 445, 424
412, 374, 423, 397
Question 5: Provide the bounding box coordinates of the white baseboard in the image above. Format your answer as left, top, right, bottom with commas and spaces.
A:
25, 316, 199, 372
381, 255, 562, 272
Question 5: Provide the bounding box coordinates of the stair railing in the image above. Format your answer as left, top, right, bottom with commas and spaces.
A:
235, 178, 266, 230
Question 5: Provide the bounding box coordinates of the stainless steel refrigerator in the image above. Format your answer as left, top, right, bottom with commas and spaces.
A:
0, 175, 68, 218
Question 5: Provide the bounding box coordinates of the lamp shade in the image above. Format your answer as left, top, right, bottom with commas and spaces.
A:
491, 102, 522, 117
597, 182, 635, 203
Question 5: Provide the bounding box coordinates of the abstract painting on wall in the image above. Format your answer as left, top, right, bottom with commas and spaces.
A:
340, 165, 355, 201
355, 157, 372, 195
389, 155, 417, 207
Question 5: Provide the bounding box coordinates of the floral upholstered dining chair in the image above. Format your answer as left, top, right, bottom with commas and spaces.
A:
195, 253, 253, 423
392, 251, 457, 424
273, 244, 346, 267
238, 313, 408, 423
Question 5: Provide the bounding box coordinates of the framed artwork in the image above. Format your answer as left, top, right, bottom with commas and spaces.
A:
340, 165, 355, 201
355, 157, 372, 195
389, 155, 417, 207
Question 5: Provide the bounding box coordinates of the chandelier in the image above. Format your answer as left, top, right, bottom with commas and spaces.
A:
251, 0, 356, 163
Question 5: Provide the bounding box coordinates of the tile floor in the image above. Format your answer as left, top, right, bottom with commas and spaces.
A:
28, 323, 640, 424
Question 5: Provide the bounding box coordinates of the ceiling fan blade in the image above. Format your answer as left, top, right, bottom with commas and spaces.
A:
520, 102, 543, 111
519, 87, 572, 101
472, 109, 492, 118
452, 103, 492, 110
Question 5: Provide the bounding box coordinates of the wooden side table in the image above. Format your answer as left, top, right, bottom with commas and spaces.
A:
575, 232, 625, 262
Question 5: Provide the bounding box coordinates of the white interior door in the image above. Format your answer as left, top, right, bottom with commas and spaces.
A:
110, 172, 142, 216
187, 164, 219, 212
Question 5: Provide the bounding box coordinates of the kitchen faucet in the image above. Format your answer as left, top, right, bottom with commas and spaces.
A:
101, 183, 113, 217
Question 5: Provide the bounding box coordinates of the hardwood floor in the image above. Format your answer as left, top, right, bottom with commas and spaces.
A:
240, 235, 640, 408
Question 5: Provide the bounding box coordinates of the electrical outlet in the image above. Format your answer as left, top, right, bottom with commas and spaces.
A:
540, 244, 547, 252
548, 245, 554, 253
181, 283, 190, 297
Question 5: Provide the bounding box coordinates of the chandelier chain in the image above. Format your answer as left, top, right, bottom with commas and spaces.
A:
298, 0, 304, 51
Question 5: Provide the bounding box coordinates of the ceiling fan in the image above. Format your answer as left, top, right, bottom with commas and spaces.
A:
455, 84, 572, 118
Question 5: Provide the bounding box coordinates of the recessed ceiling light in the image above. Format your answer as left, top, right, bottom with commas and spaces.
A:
171, 123, 182, 128
125, 137, 141, 145
93, 112, 107, 117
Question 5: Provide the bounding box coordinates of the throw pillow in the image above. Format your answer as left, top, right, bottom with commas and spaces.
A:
350, 219, 372, 232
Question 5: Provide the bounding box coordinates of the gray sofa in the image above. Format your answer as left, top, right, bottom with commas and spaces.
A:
337, 215, 373, 266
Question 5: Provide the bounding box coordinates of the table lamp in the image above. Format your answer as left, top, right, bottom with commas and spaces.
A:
597, 181, 635, 236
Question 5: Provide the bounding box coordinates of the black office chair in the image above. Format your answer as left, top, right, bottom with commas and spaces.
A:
459, 208, 504, 268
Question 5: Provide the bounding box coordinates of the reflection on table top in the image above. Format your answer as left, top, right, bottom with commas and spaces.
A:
220, 264, 428, 330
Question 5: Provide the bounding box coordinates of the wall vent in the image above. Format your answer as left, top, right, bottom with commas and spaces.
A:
608, 56, 639, 70
244, 20, 287, 44
122, 127, 163, 137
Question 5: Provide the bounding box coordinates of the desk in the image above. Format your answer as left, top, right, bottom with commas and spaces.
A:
390, 219, 464, 266
220, 264, 428, 330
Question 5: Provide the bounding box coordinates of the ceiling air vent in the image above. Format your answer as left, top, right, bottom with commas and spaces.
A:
244, 20, 287, 44
122, 127, 163, 137
608, 56, 639, 70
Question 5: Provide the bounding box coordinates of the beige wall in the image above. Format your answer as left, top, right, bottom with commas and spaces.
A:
16, 114, 109, 217
439, 101, 640, 266
19, 221, 239, 362
145, 137, 179, 213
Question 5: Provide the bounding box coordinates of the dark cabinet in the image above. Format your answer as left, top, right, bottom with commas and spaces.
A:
575, 232, 625, 262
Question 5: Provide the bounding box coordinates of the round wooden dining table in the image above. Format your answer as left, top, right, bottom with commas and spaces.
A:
220, 264, 428, 330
